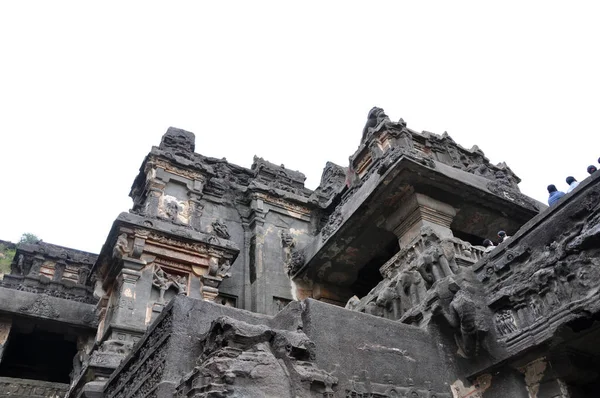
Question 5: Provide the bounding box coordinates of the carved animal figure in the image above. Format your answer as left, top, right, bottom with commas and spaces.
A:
398, 270, 428, 312
361, 107, 391, 143
434, 286, 482, 358
345, 295, 360, 310
376, 282, 401, 319
417, 244, 457, 285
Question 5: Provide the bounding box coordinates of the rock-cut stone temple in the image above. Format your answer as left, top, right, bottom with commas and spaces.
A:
1, 107, 599, 397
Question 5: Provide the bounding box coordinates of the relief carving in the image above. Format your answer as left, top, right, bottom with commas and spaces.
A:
113, 233, 130, 259
432, 284, 488, 358
175, 316, 337, 398
495, 310, 518, 337
152, 265, 187, 303
19, 295, 60, 319
211, 219, 230, 240
345, 371, 450, 397
157, 194, 190, 224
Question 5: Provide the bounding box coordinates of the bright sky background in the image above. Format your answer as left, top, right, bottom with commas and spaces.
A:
1, 2, 598, 253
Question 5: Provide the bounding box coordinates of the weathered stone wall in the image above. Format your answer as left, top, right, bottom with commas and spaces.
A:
104, 296, 457, 398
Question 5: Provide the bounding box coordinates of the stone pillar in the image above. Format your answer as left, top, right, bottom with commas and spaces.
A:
29, 255, 44, 276
109, 265, 145, 328
146, 182, 165, 218
519, 357, 573, 398
249, 195, 267, 314
386, 192, 456, 247
0, 317, 12, 364
54, 260, 66, 281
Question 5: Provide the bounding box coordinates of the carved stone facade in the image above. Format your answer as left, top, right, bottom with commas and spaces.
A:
3, 110, 600, 397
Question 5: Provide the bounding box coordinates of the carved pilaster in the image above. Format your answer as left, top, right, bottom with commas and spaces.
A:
249, 194, 267, 313
386, 192, 457, 247
189, 192, 204, 231
53, 260, 66, 282
29, 255, 44, 277
146, 183, 165, 218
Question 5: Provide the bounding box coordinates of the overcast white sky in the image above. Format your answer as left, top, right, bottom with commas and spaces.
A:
1, 2, 598, 253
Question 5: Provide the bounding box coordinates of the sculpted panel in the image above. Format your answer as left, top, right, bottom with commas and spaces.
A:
176, 316, 337, 398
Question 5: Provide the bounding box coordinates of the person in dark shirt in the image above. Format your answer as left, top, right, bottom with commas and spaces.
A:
547, 184, 566, 206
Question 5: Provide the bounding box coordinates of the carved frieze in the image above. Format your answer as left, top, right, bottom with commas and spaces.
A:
18, 295, 60, 319
254, 192, 312, 217
0, 377, 68, 398
345, 371, 450, 397
104, 313, 173, 398
152, 157, 205, 183
474, 175, 600, 353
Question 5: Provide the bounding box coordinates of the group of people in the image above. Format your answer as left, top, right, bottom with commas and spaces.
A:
547, 157, 599, 207
478, 158, 598, 254
482, 230, 510, 252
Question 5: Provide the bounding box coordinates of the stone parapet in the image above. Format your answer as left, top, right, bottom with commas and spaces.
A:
473, 171, 600, 358
0, 274, 96, 304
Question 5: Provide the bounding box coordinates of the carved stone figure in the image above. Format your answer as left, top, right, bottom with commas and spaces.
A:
16, 254, 24, 275
345, 295, 360, 310
287, 250, 305, 276
152, 266, 173, 304
113, 233, 129, 259
217, 260, 232, 278
398, 270, 428, 311
529, 296, 544, 320
163, 199, 180, 221
417, 245, 456, 285
100, 339, 133, 355
173, 275, 188, 295
376, 282, 401, 319
364, 301, 384, 317
211, 219, 230, 240
434, 285, 484, 358
281, 231, 295, 248
361, 107, 392, 143
495, 310, 518, 336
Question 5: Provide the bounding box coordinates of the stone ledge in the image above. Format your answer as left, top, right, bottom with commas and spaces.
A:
0, 287, 96, 328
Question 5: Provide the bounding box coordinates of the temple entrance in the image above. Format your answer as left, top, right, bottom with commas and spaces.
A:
0, 317, 78, 383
